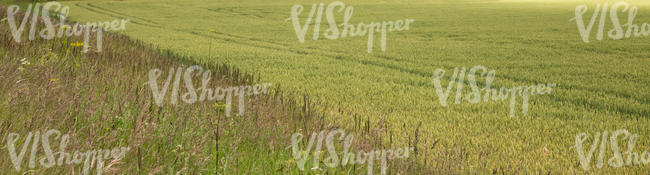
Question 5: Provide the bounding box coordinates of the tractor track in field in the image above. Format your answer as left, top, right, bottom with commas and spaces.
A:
74, 3, 159, 28
209, 7, 263, 18
78, 3, 649, 118
86, 3, 159, 25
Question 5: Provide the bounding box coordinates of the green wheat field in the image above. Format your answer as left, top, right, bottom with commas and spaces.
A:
0, 0, 649, 174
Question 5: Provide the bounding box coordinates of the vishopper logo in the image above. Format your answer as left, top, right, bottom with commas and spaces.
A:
571, 1, 650, 43
3, 1, 130, 52
146, 65, 272, 117
574, 129, 650, 171
5, 129, 130, 175
290, 129, 412, 175
430, 65, 556, 117
288, 1, 414, 53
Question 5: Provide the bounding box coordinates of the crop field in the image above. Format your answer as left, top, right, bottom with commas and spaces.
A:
1, 0, 649, 174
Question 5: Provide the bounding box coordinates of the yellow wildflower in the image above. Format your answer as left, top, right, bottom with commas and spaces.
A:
214, 102, 226, 108
70, 42, 84, 47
